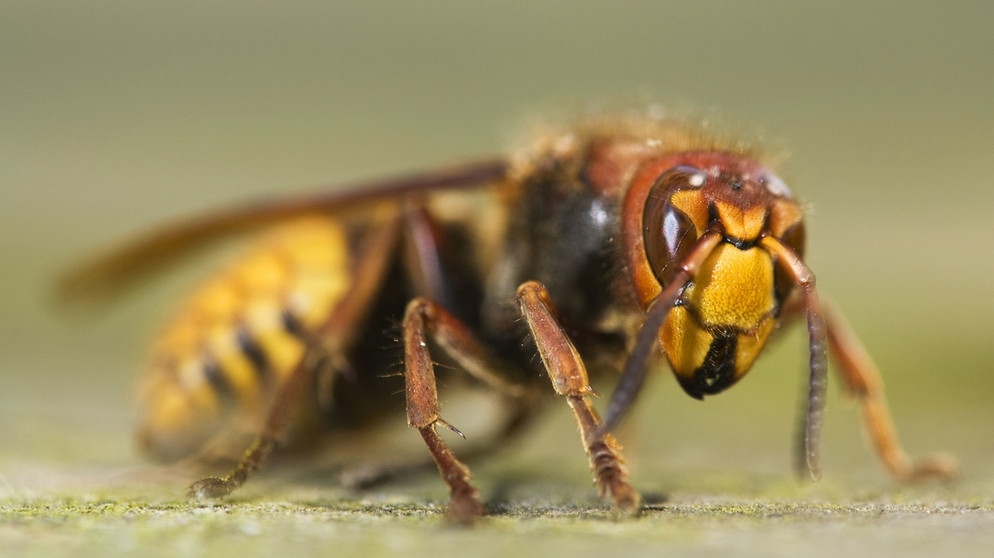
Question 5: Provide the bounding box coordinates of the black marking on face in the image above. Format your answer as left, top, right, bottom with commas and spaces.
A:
677, 334, 739, 399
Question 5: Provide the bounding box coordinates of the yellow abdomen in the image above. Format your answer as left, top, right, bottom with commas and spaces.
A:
137, 218, 351, 461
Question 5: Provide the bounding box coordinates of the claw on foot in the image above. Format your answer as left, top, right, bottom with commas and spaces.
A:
907, 453, 959, 483
589, 436, 642, 517
610, 485, 643, 518
446, 490, 484, 526
187, 476, 233, 500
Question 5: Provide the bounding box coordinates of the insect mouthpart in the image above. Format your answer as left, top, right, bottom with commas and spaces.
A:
674, 332, 740, 399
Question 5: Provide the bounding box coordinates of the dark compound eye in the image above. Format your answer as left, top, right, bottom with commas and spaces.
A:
643, 166, 705, 286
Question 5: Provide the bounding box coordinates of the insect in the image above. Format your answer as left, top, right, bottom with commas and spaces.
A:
62, 112, 956, 523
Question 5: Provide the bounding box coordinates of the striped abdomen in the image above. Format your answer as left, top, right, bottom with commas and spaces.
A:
137, 218, 351, 462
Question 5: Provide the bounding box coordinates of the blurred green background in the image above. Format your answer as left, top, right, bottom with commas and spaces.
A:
2, 1, 993, 556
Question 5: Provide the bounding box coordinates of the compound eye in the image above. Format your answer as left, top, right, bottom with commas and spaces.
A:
643, 166, 705, 286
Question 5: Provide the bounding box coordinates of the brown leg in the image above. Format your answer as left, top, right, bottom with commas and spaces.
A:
402, 297, 529, 524
340, 388, 538, 490
516, 280, 641, 514
187, 347, 316, 499
823, 300, 958, 481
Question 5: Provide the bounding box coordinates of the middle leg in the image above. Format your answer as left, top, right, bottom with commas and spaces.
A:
402, 296, 531, 523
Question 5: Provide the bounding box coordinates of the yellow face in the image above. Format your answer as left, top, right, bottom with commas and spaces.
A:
623, 152, 805, 398
660, 243, 778, 396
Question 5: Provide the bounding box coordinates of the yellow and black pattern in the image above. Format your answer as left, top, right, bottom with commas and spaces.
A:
136, 217, 351, 461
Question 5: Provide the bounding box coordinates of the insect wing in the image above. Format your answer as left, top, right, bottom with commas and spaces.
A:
59, 160, 508, 306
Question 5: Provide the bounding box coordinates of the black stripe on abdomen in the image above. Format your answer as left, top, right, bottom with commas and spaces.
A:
236, 325, 272, 381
